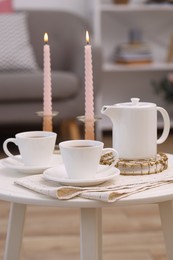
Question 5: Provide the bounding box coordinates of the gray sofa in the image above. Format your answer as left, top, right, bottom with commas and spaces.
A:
0, 10, 102, 138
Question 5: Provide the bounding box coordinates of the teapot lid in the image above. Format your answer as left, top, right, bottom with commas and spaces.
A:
116, 98, 156, 108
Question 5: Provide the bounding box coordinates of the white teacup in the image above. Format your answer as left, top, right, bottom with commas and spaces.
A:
59, 139, 119, 180
3, 131, 57, 166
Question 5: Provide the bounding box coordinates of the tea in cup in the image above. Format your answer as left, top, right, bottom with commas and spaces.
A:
59, 139, 119, 180
3, 131, 57, 166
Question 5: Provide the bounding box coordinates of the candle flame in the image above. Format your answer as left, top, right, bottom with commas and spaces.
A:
86, 31, 90, 44
44, 32, 48, 43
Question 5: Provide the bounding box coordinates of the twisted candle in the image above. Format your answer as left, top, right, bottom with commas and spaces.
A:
43, 32, 53, 131
85, 31, 95, 140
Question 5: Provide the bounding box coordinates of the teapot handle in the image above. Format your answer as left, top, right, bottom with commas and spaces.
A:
157, 107, 170, 144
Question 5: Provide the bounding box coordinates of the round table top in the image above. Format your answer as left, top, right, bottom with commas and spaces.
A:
0, 154, 173, 208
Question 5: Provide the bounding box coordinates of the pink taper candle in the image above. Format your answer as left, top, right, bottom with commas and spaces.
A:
43, 32, 52, 131
85, 31, 95, 140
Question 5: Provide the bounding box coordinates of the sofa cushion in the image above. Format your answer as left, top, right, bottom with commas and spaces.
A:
0, 70, 80, 101
0, 13, 38, 71
27, 11, 88, 71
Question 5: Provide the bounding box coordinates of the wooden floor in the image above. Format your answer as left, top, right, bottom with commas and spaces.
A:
1, 132, 173, 260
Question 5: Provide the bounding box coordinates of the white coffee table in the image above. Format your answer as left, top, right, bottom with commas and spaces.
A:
1, 155, 173, 260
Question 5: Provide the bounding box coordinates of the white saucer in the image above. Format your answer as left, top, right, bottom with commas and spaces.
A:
1, 154, 63, 174
43, 164, 120, 186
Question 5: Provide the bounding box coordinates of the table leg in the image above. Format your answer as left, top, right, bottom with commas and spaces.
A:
80, 208, 102, 260
4, 202, 26, 260
159, 201, 173, 260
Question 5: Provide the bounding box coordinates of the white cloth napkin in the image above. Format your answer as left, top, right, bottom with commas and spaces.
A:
15, 166, 173, 203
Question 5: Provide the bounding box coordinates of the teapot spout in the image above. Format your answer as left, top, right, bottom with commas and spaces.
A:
101, 105, 116, 122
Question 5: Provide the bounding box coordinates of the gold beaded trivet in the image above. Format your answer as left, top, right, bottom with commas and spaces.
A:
100, 152, 168, 175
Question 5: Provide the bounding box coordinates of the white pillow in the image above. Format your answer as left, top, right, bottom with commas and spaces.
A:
0, 13, 38, 71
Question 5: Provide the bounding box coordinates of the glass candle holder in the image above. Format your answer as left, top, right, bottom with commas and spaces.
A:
36, 111, 59, 132
77, 115, 102, 140
77, 115, 101, 123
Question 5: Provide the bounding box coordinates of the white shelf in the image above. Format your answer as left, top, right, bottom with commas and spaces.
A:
90, 0, 173, 134
101, 4, 173, 12
103, 62, 173, 72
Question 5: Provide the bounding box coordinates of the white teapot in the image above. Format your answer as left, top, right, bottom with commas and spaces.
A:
101, 98, 170, 160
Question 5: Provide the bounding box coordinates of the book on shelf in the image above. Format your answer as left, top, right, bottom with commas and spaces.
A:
145, 0, 173, 4
114, 28, 153, 65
